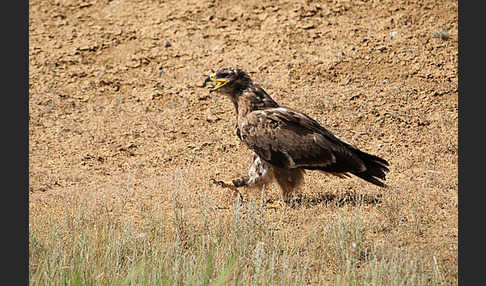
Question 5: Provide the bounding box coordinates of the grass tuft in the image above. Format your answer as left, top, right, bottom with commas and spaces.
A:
30, 186, 455, 285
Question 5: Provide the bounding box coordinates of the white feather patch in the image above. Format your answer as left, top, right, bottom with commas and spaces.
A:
247, 155, 271, 185
275, 107, 289, 112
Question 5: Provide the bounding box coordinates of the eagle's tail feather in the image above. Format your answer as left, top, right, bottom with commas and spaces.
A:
352, 150, 390, 187
353, 172, 387, 187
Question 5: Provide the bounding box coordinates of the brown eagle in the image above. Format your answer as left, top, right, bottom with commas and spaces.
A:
203, 67, 389, 201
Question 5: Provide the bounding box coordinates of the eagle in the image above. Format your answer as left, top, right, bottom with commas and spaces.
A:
203, 67, 389, 202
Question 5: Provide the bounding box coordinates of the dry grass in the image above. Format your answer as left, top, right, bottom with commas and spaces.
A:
29, 169, 456, 285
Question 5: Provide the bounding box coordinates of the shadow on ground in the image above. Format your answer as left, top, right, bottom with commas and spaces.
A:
265, 191, 383, 209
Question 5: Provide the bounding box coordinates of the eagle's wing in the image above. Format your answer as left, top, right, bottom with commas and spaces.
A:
239, 107, 368, 173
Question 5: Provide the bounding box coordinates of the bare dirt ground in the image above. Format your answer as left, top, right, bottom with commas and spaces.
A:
29, 0, 458, 282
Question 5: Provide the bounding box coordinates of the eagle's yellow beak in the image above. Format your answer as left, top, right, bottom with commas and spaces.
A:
203, 74, 228, 93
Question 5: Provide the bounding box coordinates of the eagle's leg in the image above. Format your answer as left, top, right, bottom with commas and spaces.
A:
211, 154, 273, 197
210, 178, 244, 199
210, 176, 250, 190
273, 167, 305, 203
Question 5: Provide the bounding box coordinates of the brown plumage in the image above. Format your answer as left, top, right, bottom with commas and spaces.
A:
203, 67, 389, 201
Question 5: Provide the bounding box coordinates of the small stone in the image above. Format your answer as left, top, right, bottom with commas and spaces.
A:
206, 114, 220, 123
162, 40, 171, 48
212, 46, 224, 53
438, 31, 449, 40
301, 24, 315, 30
337, 51, 343, 61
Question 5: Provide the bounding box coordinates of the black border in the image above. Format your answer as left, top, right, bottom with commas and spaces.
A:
458, 1, 479, 285
3, 0, 29, 284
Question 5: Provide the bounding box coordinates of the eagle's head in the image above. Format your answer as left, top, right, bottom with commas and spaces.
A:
203, 67, 252, 95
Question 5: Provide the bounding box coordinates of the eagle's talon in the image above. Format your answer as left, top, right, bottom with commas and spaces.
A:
266, 199, 284, 209
210, 179, 237, 190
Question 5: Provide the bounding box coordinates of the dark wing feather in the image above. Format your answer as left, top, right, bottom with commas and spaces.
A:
239, 107, 368, 173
